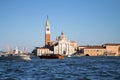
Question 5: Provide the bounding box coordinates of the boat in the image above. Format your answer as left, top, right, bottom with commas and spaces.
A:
0, 54, 31, 61
39, 54, 64, 59
0, 47, 31, 61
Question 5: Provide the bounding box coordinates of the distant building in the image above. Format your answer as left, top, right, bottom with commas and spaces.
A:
36, 47, 53, 56
104, 44, 120, 56
35, 17, 78, 56
77, 44, 120, 56
33, 17, 120, 57
52, 32, 75, 56
84, 46, 106, 56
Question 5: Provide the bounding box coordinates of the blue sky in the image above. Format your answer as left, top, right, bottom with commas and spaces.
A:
0, 0, 120, 52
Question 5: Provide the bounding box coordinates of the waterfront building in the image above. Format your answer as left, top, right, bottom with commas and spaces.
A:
36, 17, 77, 56
70, 41, 78, 50
53, 32, 75, 56
36, 47, 53, 56
34, 17, 120, 57
77, 44, 120, 56
84, 46, 106, 56
104, 44, 120, 56
77, 46, 88, 53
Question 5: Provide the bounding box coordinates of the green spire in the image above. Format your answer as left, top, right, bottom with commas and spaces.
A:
46, 16, 50, 26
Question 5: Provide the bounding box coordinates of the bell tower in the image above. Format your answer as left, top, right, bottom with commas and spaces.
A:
45, 16, 50, 46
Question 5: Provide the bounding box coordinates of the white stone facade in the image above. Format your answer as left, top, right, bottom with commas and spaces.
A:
54, 40, 75, 56
37, 48, 53, 56
53, 32, 75, 56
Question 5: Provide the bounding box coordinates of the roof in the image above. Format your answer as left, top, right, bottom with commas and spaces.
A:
84, 46, 105, 49
104, 43, 120, 46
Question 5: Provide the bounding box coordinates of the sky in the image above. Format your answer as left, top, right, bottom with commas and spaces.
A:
0, 0, 120, 52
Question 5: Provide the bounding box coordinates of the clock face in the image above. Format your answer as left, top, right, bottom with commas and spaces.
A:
47, 28, 49, 31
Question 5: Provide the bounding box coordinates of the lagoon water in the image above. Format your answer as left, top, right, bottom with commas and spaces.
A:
0, 56, 120, 80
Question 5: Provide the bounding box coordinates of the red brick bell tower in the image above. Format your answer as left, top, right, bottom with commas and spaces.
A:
45, 16, 50, 46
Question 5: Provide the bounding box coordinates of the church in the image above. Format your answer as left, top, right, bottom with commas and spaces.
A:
35, 17, 78, 56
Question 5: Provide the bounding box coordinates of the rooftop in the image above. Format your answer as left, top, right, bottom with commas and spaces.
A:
84, 46, 105, 49
104, 43, 120, 46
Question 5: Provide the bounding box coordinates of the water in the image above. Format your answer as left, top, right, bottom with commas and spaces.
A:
0, 56, 120, 80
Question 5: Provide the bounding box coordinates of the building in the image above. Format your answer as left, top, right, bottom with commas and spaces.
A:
104, 44, 120, 56
36, 47, 53, 56
53, 32, 75, 56
33, 17, 120, 57
70, 41, 78, 50
77, 44, 120, 56
36, 17, 77, 56
84, 46, 106, 56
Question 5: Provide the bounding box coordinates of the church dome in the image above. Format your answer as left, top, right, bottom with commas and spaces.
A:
58, 32, 67, 40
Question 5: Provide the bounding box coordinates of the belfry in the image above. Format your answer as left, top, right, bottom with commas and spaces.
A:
45, 16, 50, 46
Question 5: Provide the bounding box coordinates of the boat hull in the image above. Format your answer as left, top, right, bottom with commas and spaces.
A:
39, 54, 64, 59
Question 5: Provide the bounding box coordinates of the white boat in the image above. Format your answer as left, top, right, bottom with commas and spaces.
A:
0, 47, 31, 61
0, 54, 31, 61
